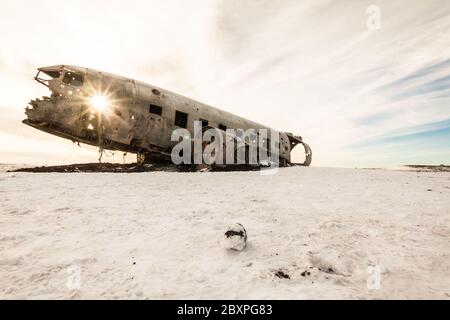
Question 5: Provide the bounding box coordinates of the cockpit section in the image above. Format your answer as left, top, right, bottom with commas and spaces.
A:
25, 65, 129, 149
25, 66, 88, 135
34, 68, 61, 87
34, 66, 85, 97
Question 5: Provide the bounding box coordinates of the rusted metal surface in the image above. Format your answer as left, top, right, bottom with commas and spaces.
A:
24, 65, 312, 167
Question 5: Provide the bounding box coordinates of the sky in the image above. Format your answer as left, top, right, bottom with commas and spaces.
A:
0, 0, 449, 167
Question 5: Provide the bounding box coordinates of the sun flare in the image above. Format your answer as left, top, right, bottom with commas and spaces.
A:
89, 95, 109, 112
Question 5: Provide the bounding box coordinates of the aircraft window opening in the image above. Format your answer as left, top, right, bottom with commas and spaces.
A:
35, 70, 62, 87
42, 70, 61, 79
265, 138, 271, 151
218, 124, 227, 131
175, 110, 188, 128
200, 118, 208, 127
149, 104, 162, 115
62, 71, 84, 87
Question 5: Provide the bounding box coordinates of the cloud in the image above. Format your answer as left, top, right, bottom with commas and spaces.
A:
202, 0, 450, 166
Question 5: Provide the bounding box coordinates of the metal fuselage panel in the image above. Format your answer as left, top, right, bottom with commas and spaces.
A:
24, 65, 298, 164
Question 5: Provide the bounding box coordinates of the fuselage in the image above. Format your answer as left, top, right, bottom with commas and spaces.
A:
24, 65, 311, 165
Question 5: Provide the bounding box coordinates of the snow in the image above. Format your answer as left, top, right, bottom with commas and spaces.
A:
0, 167, 449, 299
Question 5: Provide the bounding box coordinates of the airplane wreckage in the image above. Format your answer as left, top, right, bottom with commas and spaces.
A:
23, 65, 312, 168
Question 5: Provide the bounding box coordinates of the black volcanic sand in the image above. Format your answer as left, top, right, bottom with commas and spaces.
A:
10, 163, 449, 173
9, 163, 264, 173
404, 165, 450, 172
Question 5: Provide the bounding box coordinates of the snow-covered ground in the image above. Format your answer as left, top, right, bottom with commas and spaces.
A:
0, 167, 449, 299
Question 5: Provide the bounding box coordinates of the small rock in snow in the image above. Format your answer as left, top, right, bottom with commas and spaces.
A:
222, 223, 247, 251
274, 269, 290, 279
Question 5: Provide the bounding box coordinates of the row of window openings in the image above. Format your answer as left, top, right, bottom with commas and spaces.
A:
149, 104, 274, 149
149, 104, 226, 131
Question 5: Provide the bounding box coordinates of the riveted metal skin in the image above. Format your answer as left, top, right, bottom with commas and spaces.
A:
24, 65, 312, 166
